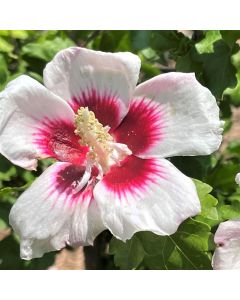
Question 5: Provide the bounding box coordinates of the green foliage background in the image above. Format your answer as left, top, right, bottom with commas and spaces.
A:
1, 30, 240, 270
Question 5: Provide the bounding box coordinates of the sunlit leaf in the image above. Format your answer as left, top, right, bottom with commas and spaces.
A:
195, 30, 221, 54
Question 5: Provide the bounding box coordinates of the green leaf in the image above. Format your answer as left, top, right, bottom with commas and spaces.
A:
140, 63, 160, 80
150, 30, 189, 54
193, 179, 219, 226
194, 178, 212, 197
219, 201, 240, 220
22, 37, 75, 61
97, 31, 130, 52
0, 230, 55, 270
219, 95, 232, 119
0, 167, 17, 182
199, 195, 218, 220
176, 46, 203, 76
0, 218, 7, 230
0, 187, 16, 197
228, 187, 240, 202
224, 72, 240, 106
0, 183, 32, 198
0, 234, 25, 270
0, 30, 30, 39
170, 156, 212, 179
142, 236, 175, 270
140, 47, 158, 61
146, 219, 213, 270
0, 202, 11, 229
131, 31, 152, 51
195, 30, 222, 54
201, 40, 237, 98
206, 160, 239, 193
27, 71, 43, 83
0, 212, 8, 230
232, 50, 240, 71
24, 252, 56, 270
220, 30, 240, 48
225, 140, 240, 156
109, 219, 213, 270
0, 36, 14, 53
0, 54, 9, 87
0, 155, 17, 182
10, 30, 29, 40
0, 30, 9, 36
109, 235, 145, 269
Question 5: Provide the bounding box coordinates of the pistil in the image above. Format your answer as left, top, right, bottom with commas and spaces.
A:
74, 107, 113, 172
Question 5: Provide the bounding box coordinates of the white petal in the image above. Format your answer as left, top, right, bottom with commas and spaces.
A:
235, 173, 240, 185
134, 72, 223, 158
0, 75, 75, 170
212, 220, 240, 270
93, 156, 200, 241
9, 162, 105, 260
43, 47, 141, 128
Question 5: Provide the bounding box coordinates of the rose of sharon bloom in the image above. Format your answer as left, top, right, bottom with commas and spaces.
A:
212, 175, 240, 270
212, 220, 240, 270
0, 47, 223, 260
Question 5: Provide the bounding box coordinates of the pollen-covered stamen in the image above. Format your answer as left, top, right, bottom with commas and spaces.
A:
74, 107, 131, 173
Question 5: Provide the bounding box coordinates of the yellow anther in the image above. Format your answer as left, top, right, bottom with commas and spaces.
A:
74, 107, 114, 171
74, 107, 113, 147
